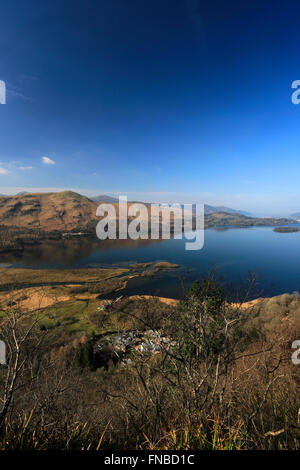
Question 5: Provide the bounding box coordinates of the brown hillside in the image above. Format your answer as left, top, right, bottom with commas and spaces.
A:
0, 191, 100, 231
0, 191, 184, 232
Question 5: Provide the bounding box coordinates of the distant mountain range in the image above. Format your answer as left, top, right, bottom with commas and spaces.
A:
91, 194, 119, 203
0, 191, 295, 233
204, 205, 252, 216
3, 192, 300, 219
91, 195, 252, 216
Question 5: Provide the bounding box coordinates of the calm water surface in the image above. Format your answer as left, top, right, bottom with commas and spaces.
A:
1, 226, 300, 298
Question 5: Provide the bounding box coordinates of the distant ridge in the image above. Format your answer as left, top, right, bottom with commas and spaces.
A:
0, 191, 251, 217
91, 194, 119, 203
0, 190, 291, 233
204, 204, 252, 216
91, 196, 251, 216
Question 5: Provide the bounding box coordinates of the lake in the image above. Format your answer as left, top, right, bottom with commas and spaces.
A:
1, 226, 300, 299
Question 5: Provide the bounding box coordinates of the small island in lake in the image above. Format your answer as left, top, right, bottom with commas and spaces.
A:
273, 226, 300, 233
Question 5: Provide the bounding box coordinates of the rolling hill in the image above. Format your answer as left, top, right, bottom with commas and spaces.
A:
0, 191, 99, 231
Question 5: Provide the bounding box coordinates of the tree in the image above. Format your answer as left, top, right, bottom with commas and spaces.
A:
0, 306, 43, 427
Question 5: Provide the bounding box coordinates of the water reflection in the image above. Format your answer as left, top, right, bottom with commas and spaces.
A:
0, 237, 163, 267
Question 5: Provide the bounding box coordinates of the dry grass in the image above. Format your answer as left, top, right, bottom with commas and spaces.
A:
0, 267, 129, 288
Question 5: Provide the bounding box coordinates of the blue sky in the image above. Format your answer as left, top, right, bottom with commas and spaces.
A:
1, 0, 300, 214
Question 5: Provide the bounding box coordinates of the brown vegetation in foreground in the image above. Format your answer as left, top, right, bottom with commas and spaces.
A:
0, 275, 300, 450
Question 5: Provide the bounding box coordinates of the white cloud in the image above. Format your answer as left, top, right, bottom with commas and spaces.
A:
0, 167, 9, 175
18, 166, 33, 171
42, 156, 55, 165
